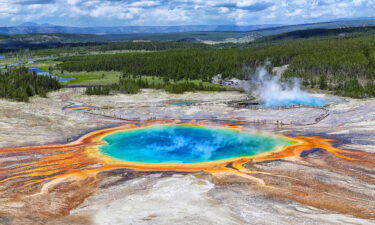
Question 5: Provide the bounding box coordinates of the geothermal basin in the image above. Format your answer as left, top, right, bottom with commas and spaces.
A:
99, 124, 296, 164
259, 94, 328, 108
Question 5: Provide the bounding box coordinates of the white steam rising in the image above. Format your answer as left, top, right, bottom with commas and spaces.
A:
246, 65, 327, 108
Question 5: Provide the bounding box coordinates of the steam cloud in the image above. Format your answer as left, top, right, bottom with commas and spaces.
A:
246, 65, 327, 108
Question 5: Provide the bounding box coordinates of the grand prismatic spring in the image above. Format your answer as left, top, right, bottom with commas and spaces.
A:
1, 119, 375, 223
99, 124, 296, 164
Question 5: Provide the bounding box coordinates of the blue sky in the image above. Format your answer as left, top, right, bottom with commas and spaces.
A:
0, 0, 374, 27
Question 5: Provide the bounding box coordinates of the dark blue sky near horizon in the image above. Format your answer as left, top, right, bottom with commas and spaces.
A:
0, 0, 374, 27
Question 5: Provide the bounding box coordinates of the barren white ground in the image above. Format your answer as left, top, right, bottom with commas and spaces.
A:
1, 88, 375, 225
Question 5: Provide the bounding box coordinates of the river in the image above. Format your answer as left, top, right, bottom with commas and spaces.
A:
0, 59, 73, 83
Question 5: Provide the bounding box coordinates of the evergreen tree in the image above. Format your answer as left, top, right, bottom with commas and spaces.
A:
0, 67, 61, 102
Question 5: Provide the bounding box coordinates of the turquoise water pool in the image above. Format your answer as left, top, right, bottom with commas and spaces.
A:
261, 96, 328, 108
171, 101, 198, 106
99, 125, 295, 164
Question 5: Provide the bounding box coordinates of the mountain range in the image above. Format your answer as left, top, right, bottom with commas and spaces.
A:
1, 18, 375, 51
0, 19, 373, 37
0, 24, 282, 35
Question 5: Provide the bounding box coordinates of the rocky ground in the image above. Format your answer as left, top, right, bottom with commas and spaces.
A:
0, 88, 375, 225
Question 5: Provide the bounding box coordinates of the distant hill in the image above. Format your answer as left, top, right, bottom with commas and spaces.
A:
1, 19, 375, 36
2, 22, 375, 52
260, 26, 375, 41
0, 31, 257, 51
101, 31, 257, 42
0, 33, 106, 50
251, 19, 375, 36
0, 31, 254, 44
0, 33, 105, 43
0, 24, 281, 35
18, 22, 40, 27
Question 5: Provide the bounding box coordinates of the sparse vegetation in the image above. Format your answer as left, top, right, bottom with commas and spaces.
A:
164, 81, 225, 94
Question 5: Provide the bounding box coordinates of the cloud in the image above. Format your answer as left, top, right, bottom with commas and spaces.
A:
238, 2, 274, 11
14, 0, 55, 4
0, 0, 374, 27
129, 1, 160, 8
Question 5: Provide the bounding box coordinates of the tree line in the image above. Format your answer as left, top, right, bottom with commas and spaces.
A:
58, 32, 375, 98
7, 41, 211, 57
0, 67, 61, 102
85, 74, 225, 95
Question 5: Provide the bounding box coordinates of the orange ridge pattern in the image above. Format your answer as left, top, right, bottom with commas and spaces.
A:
0, 120, 358, 189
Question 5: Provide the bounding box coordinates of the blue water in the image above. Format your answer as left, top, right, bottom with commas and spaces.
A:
0, 56, 5, 59
28, 68, 73, 83
172, 101, 198, 106
0, 58, 73, 83
261, 96, 328, 108
0, 61, 29, 69
100, 125, 295, 164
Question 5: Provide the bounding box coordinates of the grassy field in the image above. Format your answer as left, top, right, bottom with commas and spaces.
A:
26, 60, 59, 70
0, 57, 22, 67
55, 72, 217, 87
1, 54, 155, 86
1, 53, 234, 89
0, 56, 56, 67
0, 58, 122, 86
55, 70, 226, 89
55, 70, 122, 86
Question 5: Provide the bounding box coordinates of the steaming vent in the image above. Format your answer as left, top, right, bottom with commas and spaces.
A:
241, 65, 328, 108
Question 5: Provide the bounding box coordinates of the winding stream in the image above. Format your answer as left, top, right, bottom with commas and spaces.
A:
0, 58, 73, 83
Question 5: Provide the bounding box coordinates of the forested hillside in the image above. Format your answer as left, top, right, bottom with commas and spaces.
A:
56, 33, 375, 98
0, 67, 61, 101
30, 41, 210, 56
2, 41, 211, 57
259, 26, 375, 41
58, 49, 244, 81
85, 74, 225, 95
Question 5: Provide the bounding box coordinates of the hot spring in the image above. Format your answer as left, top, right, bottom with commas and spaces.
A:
259, 94, 328, 108
246, 65, 329, 108
171, 101, 198, 106
99, 125, 296, 164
